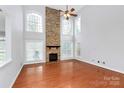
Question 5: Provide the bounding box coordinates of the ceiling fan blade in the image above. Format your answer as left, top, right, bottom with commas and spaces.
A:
70, 13, 78, 17
70, 8, 75, 12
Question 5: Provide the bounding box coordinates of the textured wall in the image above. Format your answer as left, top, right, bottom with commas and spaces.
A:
46, 7, 60, 62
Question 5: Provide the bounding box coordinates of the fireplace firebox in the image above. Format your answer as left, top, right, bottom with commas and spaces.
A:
49, 53, 58, 62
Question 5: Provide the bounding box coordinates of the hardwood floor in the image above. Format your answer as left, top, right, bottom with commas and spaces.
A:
13, 60, 124, 88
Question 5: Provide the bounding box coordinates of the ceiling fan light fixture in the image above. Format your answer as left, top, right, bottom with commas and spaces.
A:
67, 13, 70, 17
64, 13, 70, 18
60, 5, 78, 20
64, 14, 67, 17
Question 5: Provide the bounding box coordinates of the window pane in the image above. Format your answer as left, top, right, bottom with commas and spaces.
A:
61, 18, 74, 59
61, 41, 73, 58
62, 19, 73, 35
0, 37, 6, 63
26, 41, 43, 61
75, 17, 81, 57
0, 14, 6, 63
26, 13, 42, 32
75, 17, 81, 35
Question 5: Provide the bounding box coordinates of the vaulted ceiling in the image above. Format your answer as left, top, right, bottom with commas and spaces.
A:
47, 5, 84, 12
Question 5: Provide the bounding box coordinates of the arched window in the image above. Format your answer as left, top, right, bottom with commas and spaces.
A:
26, 13, 42, 32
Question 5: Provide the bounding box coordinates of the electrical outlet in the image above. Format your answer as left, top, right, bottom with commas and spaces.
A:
103, 61, 105, 64
97, 61, 100, 63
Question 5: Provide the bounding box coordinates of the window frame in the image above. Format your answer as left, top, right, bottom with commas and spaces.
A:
0, 37, 6, 62
60, 17, 75, 60
26, 12, 43, 33
75, 17, 81, 35
24, 11, 45, 64
0, 12, 12, 67
25, 40, 44, 62
74, 16, 82, 58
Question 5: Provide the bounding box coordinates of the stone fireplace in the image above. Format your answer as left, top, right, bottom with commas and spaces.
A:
45, 7, 60, 62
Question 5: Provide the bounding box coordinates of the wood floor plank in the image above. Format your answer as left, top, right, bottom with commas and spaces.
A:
13, 60, 124, 88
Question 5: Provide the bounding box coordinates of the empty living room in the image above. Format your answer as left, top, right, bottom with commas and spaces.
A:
0, 4, 124, 89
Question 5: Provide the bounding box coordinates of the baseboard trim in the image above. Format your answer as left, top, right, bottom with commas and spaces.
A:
24, 61, 45, 65
76, 58, 124, 74
9, 63, 24, 88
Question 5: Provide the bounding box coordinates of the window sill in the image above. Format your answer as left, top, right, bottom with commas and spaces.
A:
0, 59, 12, 68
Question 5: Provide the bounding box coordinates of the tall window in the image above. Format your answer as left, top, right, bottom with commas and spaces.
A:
61, 19, 74, 59
26, 13, 42, 32
25, 13, 44, 62
0, 14, 6, 64
75, 17, 81, 57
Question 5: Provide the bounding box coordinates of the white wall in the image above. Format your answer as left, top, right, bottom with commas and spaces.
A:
78, 6, 124, 73
0, 6, 23, 88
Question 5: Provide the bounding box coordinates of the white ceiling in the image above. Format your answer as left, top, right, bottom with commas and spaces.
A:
47, 5, 84, 12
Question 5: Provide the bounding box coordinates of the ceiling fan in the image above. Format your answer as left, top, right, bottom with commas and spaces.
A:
59, 5, 78, 20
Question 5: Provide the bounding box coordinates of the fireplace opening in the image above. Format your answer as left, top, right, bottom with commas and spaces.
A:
49, 53, 58, 62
